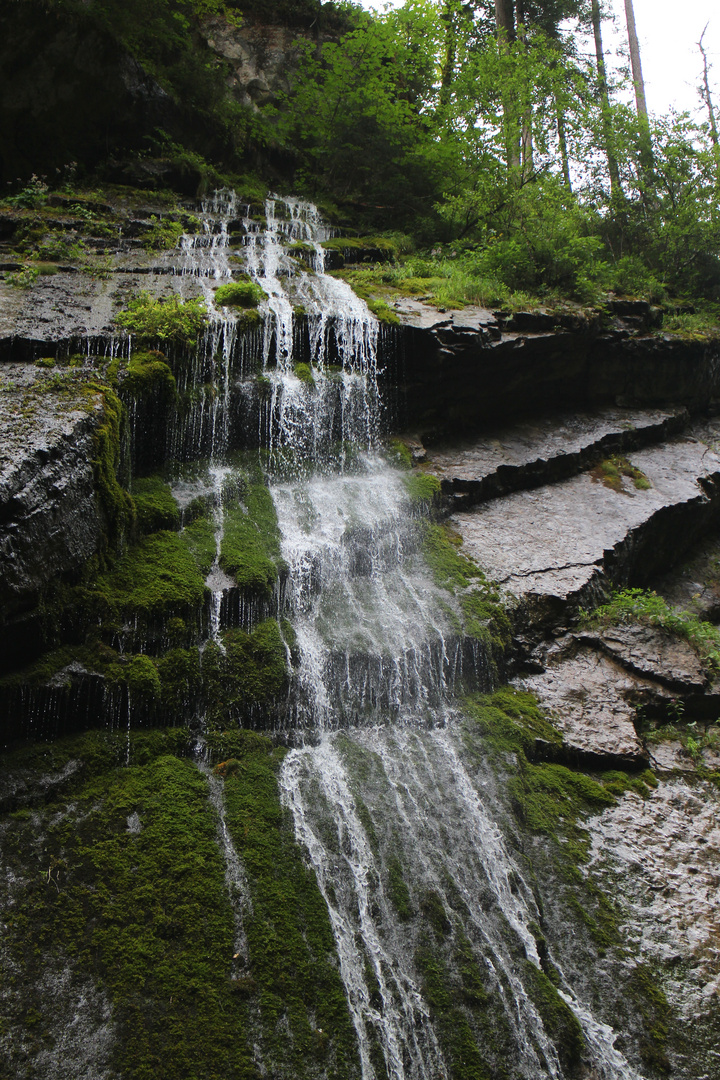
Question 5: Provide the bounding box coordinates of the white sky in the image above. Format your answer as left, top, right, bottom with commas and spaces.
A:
355, 0, 719, 120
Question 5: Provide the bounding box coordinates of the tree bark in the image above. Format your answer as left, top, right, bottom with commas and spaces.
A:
699, 24, 719, 148
590, 0, 621, 198
495, 0, 521, 175
623, 0, 653, 175
516, 0, 534, 180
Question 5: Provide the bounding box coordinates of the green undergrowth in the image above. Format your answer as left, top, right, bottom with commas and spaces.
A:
590, 455, 651, 492
214, 280, 267, 308
114, 291, 207, 344
0, 744, 259, 1079
423, 523, 512, 654
208, 731, 361, 1078
582, 588, 720, 674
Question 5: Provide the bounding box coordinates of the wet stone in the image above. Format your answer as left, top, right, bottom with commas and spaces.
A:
519, 646, 649, 764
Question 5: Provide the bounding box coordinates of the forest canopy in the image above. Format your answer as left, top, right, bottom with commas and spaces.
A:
2, 0, 720, 308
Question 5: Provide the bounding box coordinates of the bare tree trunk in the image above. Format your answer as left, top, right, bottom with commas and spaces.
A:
555, 95, 572, 190
623, 0, 653, 175
495, 0, 521, 175
590, 0, 621, 198
516, 0, 534, 180
439, 0, 458, 111
699, 23, 719, 148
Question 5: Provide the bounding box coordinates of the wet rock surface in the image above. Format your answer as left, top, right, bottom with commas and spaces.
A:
0, 365, 104, 606
588, 778, 720, 1020
450, 438, 720, 628
426, 406, 687, 509
520, 645, 649, 764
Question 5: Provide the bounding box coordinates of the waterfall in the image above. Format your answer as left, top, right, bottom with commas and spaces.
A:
177, 193, 644, 1080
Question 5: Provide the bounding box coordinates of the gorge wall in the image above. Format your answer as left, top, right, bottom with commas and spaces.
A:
0, 187, 719, 1080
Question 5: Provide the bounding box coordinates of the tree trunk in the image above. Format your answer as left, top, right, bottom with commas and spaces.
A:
623, 0, 653, 174
516, 0, 534, 180
495, 0, 521, 175
699, 24, 719, 148
590, 0, 621, 198
439, 0, 458, 111
555, 95, 572, 190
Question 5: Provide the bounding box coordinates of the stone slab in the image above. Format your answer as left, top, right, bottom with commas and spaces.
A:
451, 438, 720, 622
520, 648, 648, 763
426, 406, 686, 508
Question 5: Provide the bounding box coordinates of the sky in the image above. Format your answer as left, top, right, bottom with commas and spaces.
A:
356, 0, 719, 121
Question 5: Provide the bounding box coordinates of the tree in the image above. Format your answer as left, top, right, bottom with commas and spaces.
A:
622, 0, 653, 174
590, 0, 622, 198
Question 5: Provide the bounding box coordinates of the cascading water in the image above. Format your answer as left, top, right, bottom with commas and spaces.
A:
177, 192, 644, 1080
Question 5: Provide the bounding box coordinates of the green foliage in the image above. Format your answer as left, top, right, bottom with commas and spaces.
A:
144, 215, 185, 251
214, 280, 267, 308
115, 291, 207, 344
584, 588, 720, 673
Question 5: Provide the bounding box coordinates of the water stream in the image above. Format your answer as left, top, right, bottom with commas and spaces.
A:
179, 192, 644, 1080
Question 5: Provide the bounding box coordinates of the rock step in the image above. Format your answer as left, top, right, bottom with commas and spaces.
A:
424, 406, 688, 511
451, 433, 720, 634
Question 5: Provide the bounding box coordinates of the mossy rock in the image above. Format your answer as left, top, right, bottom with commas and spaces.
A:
131, 475, 180, 534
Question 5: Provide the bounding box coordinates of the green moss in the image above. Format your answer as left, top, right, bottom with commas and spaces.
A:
131, 475, 180, 534
386, 857, 414, 921
386, 438, 413, 470
293, 362, 315, 385
219, 484, 286, 599
181, 512, 217, 576
80, 530, 208, 630
0, 748, 257, 1079
367, 297, 400, 324
214, 732, 360, 1076
590, 455, 651, 492
214, 280, 267, 308
524, 963, 585, 1075
414, 946, 493, 1080
403, 471, 442, 507
120, 350, 177, 402
423, 524, 512, 652
92, 386, 136, 554
463, 688, 562, 758
629, 964, 672, 1074
115, 291, 207, 344
125, 654, 162, 699
201, 622, 289, 723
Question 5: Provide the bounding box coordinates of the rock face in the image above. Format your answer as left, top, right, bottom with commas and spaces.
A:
588, 779, 720, 1023
0, 365, 107, 671
448, 437, 720, 629
395, 301, 720, 437
427, 406, 687, 509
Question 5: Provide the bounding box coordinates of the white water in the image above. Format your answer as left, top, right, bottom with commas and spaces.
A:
177, 193, 645, 1080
